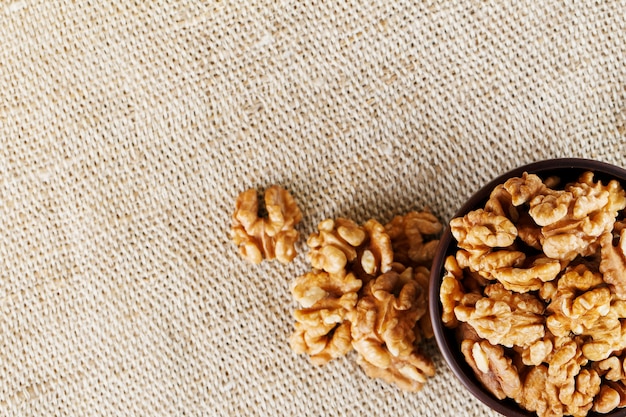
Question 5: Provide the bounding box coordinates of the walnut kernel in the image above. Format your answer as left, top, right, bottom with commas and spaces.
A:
351, 268, 434, 390
290, 271, 361, 365
232, 186, 302, 263
461, 339, 522, 401
454, 283, 545, 348
600, 229, 626, 299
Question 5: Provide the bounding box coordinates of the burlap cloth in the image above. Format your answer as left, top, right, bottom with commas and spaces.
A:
1, 0, 625, 415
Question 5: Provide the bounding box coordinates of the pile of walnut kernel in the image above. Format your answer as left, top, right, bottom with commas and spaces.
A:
231, 186, 442, 391
441, 171, 626, 417
290, 212, 442, 392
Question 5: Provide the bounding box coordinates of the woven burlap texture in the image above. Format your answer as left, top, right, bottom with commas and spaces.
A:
1, 0, 625, 415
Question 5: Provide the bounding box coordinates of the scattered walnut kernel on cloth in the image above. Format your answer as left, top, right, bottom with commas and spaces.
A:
231, 186, 302, 264
440, 171, 626, 417
291, 211, 442, 392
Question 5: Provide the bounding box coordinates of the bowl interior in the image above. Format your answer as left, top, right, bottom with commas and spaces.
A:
429, 158, 626, 417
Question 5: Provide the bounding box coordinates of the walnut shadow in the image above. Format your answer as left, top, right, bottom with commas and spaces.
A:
428, 158, 626, 417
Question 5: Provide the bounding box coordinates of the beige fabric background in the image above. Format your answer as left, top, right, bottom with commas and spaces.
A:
0, 0, 625, 415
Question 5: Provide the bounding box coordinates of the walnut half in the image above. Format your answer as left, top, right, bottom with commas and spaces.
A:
290, 270, 362, 365
351, 268, 435, 391
461, 339, 522, 401
231, 186, 302, 263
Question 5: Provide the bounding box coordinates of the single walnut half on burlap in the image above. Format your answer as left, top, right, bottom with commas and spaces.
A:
351, 268, 435, 392
306, 217, 393, 282
358, 219, 394, 280
351, 268, 427, 359
231, 186, 302, 263
384, 211, 441, 340
307, 218, 366, 274
290, 270, 362, 365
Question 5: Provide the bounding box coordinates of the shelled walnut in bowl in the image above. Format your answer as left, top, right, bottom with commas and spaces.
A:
430, 159, 626, 417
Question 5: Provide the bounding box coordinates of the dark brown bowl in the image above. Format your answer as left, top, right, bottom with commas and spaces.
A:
429, 158, 626, 417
